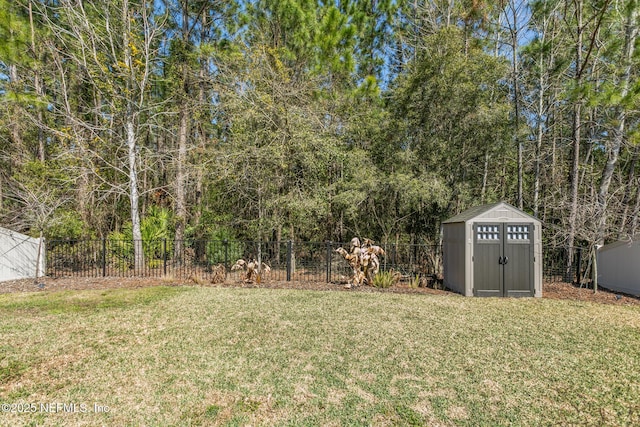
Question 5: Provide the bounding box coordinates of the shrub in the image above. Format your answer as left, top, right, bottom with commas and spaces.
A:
46, 210, 87, 240
205, 238, 244, 265
108, 206, 174, 267
408, 275, 421, 289
372, 269, 402, 288
186, 221, 244, 265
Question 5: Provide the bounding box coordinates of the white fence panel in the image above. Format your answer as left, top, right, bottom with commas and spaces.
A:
0, 227, 45, 282
597, 238, 640, 296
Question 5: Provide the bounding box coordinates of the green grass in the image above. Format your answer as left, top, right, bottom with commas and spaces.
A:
0, 285, 186, 315
1, 286, 639, 426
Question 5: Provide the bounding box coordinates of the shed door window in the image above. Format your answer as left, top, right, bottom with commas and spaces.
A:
477, 225, 500, 241
507, 225, 530, 241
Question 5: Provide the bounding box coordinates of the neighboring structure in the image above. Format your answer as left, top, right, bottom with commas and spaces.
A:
443, 202, 542, 297
597, 238, 640, 296
0, 227, 46, 282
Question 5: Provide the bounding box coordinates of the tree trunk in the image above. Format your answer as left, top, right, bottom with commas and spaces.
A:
174, 2, 190, 263
481, 150, 489, 203
8, 65, 24, 157
128, 118, 144, 271
123, 0, 142, 269
512, 14, 523, 210
193, 55, 207, 236
174, 106, 188, 263
595, 5, 637, 245
566, 1, 584, 281
29, 1, 45, 163
533, 22, 547, 218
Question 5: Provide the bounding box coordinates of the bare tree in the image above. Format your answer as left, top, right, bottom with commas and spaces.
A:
565, 0, 611, 279
34, 0, 166, 271
4, 179, 69, 280
500, 0, 530, 210
525, 0, 564, 218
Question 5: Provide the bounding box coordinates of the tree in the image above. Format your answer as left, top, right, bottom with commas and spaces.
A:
563, 0, 611, 278
594, 0, 638, 245
213, 43, 344, 242
162, 0, 240, 260
3, 163, 72, 279
498, 0, 530, 209
522, 0, 566, 217
34, 0, 165, 270
390, 27, 512, 215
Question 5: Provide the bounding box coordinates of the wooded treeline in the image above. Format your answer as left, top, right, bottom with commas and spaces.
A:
1, 0, 638, 257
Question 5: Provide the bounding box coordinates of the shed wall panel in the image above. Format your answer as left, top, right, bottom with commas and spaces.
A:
443, 223, 466, 295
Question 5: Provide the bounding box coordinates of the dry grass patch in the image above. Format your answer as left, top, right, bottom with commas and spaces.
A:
1, 287, 639, 425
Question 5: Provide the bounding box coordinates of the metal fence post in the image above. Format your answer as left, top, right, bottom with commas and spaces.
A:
575, 247, 582, 285
326, 241, 332, 283
102, 238, 107, 277
163, 239, 167, 276
286, 240, 292, 281
393, 243, 398, 270
223, 239, 229, 276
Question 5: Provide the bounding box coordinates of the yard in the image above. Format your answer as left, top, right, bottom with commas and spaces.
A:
1, 283, 639, 426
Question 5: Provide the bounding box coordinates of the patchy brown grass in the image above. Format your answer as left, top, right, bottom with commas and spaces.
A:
3, 276, 639, 306
0, 285, 639, 426
0, 275, 454, 296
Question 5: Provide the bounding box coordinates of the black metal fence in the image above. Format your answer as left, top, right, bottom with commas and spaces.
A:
45, 240, 443, 283
543, 246, 589, 284
45, 239, 588, 285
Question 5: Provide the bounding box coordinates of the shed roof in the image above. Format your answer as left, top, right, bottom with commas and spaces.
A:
443, 202, 539, 224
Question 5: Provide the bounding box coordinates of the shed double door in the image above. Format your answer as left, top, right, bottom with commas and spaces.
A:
473, 223, 534, 297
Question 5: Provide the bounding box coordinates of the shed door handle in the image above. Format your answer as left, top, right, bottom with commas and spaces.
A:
498, 256, 503, 265
503, 256, 509, 265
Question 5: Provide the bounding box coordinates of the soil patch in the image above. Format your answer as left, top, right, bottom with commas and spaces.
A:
542, 282, 640, 306
1, 276, 638, 305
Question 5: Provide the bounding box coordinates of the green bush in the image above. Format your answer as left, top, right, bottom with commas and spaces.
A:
206, 240, 244, 265
372, 270, 402, 288
46, 211, 87, 240
186, 220, 244, 265
141, 206, 174, 259
108, 206, 174, 266
408, 275, 421, 289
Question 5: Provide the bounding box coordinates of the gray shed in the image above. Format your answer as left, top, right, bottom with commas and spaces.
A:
443, 202, 542, 297
597, 237, 640, 296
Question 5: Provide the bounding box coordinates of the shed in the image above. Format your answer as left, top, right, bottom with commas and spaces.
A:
442, 202, 542, 297
0, 227, 46, 282
597, 237, 640, 296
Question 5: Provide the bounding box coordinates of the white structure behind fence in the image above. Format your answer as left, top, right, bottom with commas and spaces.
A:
597, 237, 640, 296
0, 227, 45, 282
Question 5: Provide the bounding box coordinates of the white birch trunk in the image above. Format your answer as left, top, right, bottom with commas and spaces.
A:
128, 118, 144, 271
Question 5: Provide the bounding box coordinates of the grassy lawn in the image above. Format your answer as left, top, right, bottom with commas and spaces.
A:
1, 286, 639, 426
